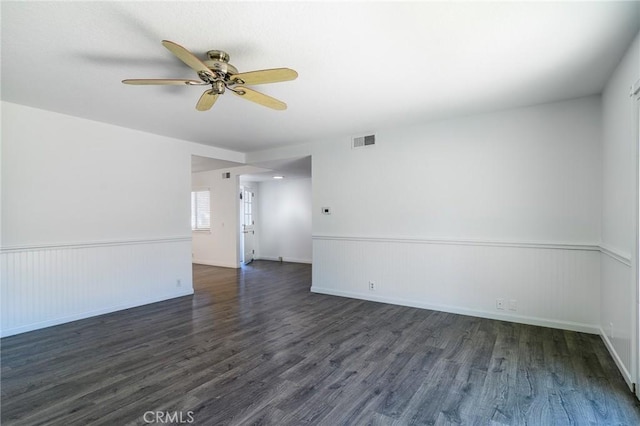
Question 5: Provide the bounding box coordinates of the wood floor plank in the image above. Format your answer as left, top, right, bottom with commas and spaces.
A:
2, 261, 639, 425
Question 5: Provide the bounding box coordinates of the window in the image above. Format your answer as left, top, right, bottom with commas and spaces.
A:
191, 190, 210, 231
243, 188, 253, 228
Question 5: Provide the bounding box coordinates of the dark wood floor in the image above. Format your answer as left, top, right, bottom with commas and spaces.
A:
2, 261, 640, 425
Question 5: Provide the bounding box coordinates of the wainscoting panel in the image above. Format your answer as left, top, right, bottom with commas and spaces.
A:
600, 248, 634, 387
0, 237, 193, 337
312, 236, 601, 333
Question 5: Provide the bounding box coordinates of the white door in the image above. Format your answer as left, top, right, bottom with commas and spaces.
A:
242, 187, 255, 264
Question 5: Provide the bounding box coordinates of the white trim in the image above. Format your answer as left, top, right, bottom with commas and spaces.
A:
0, 289, 194, 338
599, 244, 632, 267
255, 256, 312, 264
633, 82, 640, 399
313, 235, 635, 264
313, 234, 600, 252
192, 259, 239, 269
600, 326, 634, 390
0, 236, 192, 253
310, 286, 599, 335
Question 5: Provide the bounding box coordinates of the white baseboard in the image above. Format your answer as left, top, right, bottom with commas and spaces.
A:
192, 259, 240, 269
255, 256, 312, 264
1, 289, 194, 338
599, 326, 634, 390
310, 286, 599, 335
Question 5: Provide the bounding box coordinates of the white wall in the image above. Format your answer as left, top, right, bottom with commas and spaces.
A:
0, 101, 244, 337
312, 95, 602, 333
191, 169, 240, 268
313, 96, 601, 243
256, 178, 312, 264
191, 165, 265, 268
600, 31, 640, 387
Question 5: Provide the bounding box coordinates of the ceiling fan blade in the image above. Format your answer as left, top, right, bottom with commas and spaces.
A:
161, 40, 214, 78
196, 90, 219, 111
231, 68, 298, 85
232, 86, 287, 110
122, 79, 204, 85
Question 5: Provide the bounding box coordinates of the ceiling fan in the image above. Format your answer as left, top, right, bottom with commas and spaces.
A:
122, 40, 298, 111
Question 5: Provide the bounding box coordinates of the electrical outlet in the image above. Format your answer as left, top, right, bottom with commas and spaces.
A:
496, 298, 505, 310
369, 281, 375, 291
177, 279, 182, 288
609, 322, 614, 339
508, 299, 517, 311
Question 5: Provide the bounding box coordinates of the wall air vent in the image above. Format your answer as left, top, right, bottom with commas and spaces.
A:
222, 172, 231, 179
352, 134, 375, 149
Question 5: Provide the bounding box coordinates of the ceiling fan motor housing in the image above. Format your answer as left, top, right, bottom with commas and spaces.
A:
204, 50, 238, 75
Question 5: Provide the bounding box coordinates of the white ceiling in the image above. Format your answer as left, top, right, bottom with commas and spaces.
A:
192, 154, 311, 181
240, 156, 312, 182
191, 155, 244, 173
2, 1, 639, 154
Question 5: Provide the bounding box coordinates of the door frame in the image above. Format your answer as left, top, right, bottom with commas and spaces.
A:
633, 80, 640, 399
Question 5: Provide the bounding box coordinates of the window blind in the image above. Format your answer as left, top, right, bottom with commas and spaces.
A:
191, 190, 210, 230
